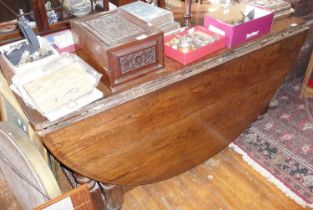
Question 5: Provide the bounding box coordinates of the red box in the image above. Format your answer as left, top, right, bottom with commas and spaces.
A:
204, 4, 274, 48
164, 26, 225, 65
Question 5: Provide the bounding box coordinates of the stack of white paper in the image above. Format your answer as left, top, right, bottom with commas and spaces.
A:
11, 53, 103, 121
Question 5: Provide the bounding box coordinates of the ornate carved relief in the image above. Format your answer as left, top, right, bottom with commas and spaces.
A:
119, 46, 156, 74
86, 13, 145, 45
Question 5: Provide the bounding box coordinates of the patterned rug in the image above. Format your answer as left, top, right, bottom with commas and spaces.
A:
230, 79, 313, 208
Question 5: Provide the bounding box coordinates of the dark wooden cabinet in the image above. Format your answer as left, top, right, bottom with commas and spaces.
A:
0, 0, 109, 44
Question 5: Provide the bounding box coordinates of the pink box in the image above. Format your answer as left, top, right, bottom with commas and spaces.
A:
204, 4, 274, 48
164, 26, 225, 65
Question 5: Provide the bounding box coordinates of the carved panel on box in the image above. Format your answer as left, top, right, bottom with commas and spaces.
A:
120, 46, 156, 74
71, 9, 164, 91
86, 13, 145, 46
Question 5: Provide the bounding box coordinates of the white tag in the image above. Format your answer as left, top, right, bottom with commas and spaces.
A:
136, 34, 148, 40
246, 31, 259, 39
208, 25, 225, 36
43, 197, 74, 210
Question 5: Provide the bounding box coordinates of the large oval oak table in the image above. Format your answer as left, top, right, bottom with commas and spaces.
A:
0, 15, 309, 209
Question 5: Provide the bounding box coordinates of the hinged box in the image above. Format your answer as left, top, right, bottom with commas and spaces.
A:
71, 9, 164, 90
204, 4, 274, 48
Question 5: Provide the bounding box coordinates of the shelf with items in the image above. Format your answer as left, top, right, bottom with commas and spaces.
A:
0, 0, 109, 45
0, 0, 38, 34
300, 52, 313, 98
45, 0, 110, 26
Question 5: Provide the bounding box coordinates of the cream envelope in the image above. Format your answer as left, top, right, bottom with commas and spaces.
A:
23, 62, 95, 114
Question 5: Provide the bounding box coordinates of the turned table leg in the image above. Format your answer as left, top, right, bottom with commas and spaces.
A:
73, 173, 107, 210
99, 183, 125, 210
70, 172, 129, 210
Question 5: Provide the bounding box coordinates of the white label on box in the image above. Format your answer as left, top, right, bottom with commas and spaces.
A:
43, 197, 74, 210
208, 25, 225, 36
136, 34, 148, 40
246, 31, 259, 39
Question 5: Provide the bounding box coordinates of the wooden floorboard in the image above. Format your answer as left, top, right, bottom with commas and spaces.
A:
122, 148, 308, 210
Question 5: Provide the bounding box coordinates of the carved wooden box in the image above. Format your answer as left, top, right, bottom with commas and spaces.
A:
71, 9, 164, 90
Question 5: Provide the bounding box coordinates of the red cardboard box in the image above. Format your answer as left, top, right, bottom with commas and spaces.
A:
164, 26, 225, 65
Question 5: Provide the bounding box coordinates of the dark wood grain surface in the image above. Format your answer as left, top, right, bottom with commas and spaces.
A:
0, 7, 308, 186
41, 27, 308, 185
0, 17, 305, 133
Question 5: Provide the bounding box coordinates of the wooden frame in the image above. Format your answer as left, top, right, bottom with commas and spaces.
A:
0, 93, 14, 121
33, 184, 94, 210
0, 122, 61, 209
0, 94, 10, 122
0, 94, 4, 121
300, 51, 313, 98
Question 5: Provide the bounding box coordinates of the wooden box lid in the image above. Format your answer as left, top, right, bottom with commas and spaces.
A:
71, 9, 162, 48
71, 9, 164, 91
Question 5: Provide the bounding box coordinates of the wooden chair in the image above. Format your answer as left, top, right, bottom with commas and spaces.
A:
300, 51, 313, 98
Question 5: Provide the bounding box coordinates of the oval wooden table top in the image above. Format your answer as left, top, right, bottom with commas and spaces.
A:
0, 16, 309, 185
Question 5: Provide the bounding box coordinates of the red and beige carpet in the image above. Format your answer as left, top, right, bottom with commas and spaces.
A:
231, 79, 313, 208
